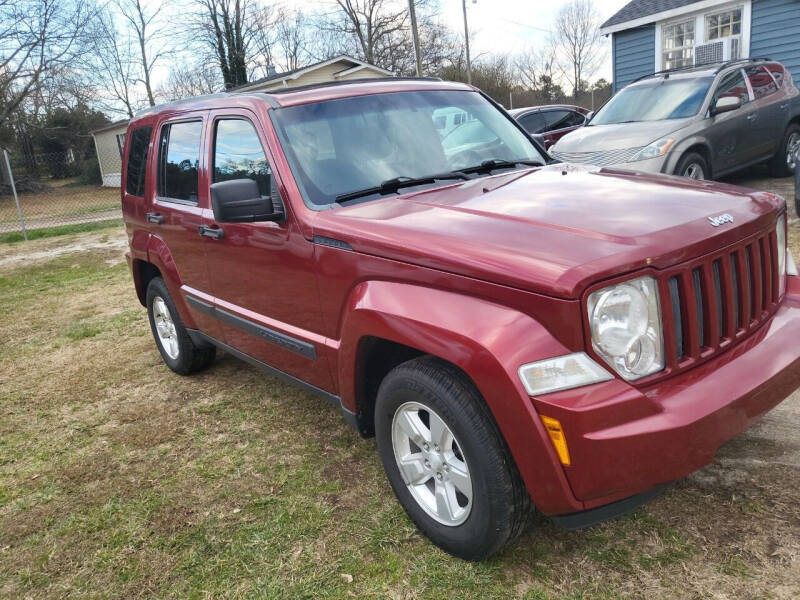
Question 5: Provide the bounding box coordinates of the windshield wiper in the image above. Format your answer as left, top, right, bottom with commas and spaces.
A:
335, 171, 470, 203
459, 159, 544, 175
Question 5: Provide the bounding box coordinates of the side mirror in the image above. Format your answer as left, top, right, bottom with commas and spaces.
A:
210, 178, 284, 223
711, 95, 741, 116
584, 111, 594, 123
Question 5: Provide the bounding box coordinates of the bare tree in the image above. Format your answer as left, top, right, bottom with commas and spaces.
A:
515, 46, 557, 90
85, 8, 142, 117
196, 0, 253, 89
275, 10, 310, 73
328, 0, 408, 66
159, 61, 222, 101
116, 0, 174, 107
553, 0, 604, 98
0, 0, 95, 127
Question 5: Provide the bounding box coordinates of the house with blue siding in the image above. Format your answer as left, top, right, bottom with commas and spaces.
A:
602, 0, 800, 91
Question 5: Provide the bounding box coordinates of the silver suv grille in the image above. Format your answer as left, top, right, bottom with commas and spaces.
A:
550, 147, 644, 167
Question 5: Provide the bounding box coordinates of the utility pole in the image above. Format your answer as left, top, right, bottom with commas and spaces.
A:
462, 0, 472, 85
408, 0, 423, 77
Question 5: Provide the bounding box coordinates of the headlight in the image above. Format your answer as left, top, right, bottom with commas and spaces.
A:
777, 214, 787, 295
587, 276, 664, 380
518, 352, 612, 396
630, 138, 675, 162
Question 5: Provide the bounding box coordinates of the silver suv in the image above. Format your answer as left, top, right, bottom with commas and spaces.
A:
551, 59, 800, 180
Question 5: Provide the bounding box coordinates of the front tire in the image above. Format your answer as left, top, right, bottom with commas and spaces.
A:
675, 152, 709, 180
146, 277, 215, 375
769, 123, 800, 177
375, 356, 530, 560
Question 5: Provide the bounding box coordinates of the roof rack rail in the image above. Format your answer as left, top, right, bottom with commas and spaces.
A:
628, 57, 773, 86
134, 93, 230, 117
260, 76, 443, 96
713, 57, 771, 73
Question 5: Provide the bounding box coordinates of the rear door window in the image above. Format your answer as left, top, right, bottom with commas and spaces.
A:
213, 119, 272, 196
158, 120, 203, 203
125, 126, 152, 197
542, 110, 585, 132
765, 63, 785, 88
745, 65, 778, 99
518, 112, 547, 134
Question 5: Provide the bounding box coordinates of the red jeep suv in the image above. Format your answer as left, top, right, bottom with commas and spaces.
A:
121, 78, 800, 560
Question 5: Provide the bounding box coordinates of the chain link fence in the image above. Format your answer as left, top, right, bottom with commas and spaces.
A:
0, 145, 123, 240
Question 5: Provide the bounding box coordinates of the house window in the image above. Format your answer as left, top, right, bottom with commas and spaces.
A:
706, 8, 742, 40
662, 19, 695, 70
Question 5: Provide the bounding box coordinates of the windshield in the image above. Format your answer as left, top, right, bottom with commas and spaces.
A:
590, 77, 713, 125
271, 90, 544, 206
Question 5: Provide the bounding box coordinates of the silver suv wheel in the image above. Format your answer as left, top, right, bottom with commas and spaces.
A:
787, 132, 800, 172
683, 162, 705, 180
391, 401, 473, 526
152, 296, 179, 359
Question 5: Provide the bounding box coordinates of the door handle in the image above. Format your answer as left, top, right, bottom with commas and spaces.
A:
146, 212, 164, 224
198, 224, 224, 239
780, 103, 789, 110
746, 113, 757, 121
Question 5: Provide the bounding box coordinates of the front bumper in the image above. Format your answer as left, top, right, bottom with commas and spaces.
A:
533, 276, 800, 510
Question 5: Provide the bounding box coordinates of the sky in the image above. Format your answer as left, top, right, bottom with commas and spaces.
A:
282, 0, 633, 81
437, 0, 631, 80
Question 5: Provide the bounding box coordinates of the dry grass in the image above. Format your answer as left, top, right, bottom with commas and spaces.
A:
0, 178, 119, 225
1, 188, 799, 599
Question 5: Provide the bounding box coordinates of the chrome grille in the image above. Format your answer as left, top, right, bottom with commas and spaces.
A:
550, 147, 644, 167
661, 230, 779, 369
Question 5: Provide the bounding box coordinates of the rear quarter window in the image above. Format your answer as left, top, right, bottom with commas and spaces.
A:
125, 126, 152, 197
765, 63, 785, 88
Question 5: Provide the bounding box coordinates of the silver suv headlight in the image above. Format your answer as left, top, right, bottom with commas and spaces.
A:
629, 138, 675, 162
587, 276, 664, 380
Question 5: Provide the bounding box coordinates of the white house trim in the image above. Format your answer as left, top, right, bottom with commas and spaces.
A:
601, 0, 740, 34
653, 0, 751, 71
334, 64, 385, 78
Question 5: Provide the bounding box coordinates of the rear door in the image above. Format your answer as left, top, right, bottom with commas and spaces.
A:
539, 109, 586, 148
744, 65, 782, 158
148, 112, 223, 339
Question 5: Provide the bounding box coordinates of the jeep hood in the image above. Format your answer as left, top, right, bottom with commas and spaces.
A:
312, 164, 782, 298
553, 119, 692, 153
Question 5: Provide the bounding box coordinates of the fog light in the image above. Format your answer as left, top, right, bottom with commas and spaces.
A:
540, 415, 571, 466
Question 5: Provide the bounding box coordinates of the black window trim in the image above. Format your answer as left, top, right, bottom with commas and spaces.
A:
157, 117, 204, 206
124, 125, 152, 198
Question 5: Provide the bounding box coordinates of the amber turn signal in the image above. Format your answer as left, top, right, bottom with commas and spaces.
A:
540, 415, 571, 466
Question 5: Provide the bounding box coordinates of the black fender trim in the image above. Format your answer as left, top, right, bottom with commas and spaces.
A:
185, 329, 368, 436
550, 484, 668, 530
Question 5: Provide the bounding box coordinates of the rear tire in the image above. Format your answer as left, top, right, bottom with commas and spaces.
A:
769, 123, 800, 177
146, 277, 215, 375
675, 152, 709, 180
374, 356, 530, 560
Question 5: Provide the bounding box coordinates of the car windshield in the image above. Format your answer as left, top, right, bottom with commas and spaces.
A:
590, 77, 713, 125
271, 90, 544, 206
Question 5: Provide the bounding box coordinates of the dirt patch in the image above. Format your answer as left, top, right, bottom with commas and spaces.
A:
0, 228, 127, 268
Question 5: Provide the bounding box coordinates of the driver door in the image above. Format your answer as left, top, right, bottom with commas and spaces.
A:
201, 109, 333, 391
706, 69, 758, 174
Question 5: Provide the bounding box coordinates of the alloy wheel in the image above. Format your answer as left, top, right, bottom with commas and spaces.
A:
683, 162, 705, 180
391, 401, 473, 526
787, 132, 800, 172
152, 296, 179, 359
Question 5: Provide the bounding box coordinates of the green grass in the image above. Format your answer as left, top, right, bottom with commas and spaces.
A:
0, 228, 799, 599
0, 219, 123, 243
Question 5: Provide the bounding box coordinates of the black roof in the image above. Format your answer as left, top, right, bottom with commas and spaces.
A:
602, 0, 701, 29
